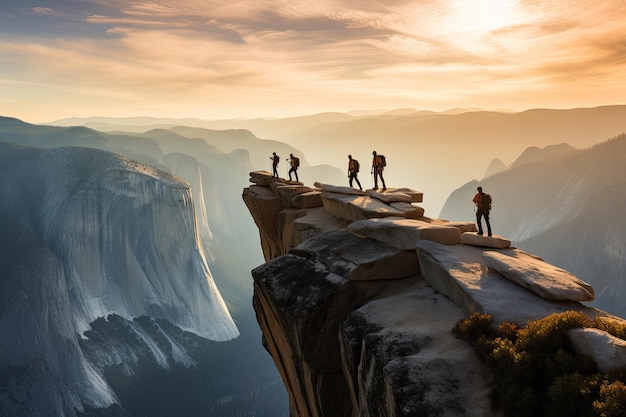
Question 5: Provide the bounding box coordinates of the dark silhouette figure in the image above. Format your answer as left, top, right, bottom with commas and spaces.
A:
288, 153, 299, 182
473, 186, 492, 236
270, 152, 280, 178
347, 154, 362, 190
371, 151, 386, 191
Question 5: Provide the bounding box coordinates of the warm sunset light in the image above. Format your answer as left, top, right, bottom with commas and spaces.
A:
1, 0, 625, 122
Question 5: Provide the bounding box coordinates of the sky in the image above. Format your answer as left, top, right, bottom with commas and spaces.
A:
1, 0, 626, 123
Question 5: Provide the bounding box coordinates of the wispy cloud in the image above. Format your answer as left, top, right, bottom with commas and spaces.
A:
1, 0, 625, 121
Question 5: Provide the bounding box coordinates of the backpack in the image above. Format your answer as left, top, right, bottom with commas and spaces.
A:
480, 193, 492, 211
292, 156, 300, 168
353, 159, 360, 173
379, 154, 387, 167
275, 155, 280, 163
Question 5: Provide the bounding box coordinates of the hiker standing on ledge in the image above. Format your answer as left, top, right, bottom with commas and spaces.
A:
347, 154, 362, 191
288, 153, 300, 182
371, 151, 386, 191
473, 186, 492, 236
270, 152, 280, 178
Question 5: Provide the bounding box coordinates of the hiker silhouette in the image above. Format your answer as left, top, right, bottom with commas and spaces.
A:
472, 186, 492, 236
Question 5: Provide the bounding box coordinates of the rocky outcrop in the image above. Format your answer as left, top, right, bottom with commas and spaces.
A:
243, 171, 626, 417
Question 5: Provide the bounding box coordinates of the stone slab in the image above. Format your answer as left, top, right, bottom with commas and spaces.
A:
389, 202, 425, 219
349, 217, 461, 250
293, 229, 419, 281
569, 328, 626, 373
415, 240, 602, 326
321, 192, 405, 221
483, 251, 594, 302
291, 191, 323, 208
369, 191, 413, 203
274, 184, 312, 208
381, 187, 424, 203
314, 182, 367, 196
462, 232, 510, 248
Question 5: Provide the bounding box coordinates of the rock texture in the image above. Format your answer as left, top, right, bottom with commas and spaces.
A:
243, 171, 625, 417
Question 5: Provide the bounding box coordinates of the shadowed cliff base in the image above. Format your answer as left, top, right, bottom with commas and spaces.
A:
243, 171, 626, 417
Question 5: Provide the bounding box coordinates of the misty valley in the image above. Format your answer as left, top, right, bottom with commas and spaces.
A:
1, 106, 626, 416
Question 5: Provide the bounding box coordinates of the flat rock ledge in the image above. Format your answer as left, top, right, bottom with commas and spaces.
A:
483, 251, 594, 302
243, 174, 624, 417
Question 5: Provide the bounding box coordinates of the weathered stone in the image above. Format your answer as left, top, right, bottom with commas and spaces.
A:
462, 232, 510, 248
314, 182, 367, 196
277, 207, 348, 254
321, 192, 406, 221
349, 217, 461, 249
292, 229, 419, 281
247, 184, 276, 197
242, 187, 285, 260
388, 202, 425, 219
369, 190, 413, 203
252, 253, 415, 417
381, 187, 424, 203
483, 251, 594, 301
274, 184, 312, 208
249, 176, 269, 186
291, 191, 323, 208
415, 240, 601, 326
250, 170, 274, 179
340, 281, 496, 417
568, 328, 626, 372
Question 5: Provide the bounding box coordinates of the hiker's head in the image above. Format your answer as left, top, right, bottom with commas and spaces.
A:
273, 152, 276, 155
477, 186, 483, 193
348, 154, 352, 159
372, 151, 377, 156
290, 153, 293, 157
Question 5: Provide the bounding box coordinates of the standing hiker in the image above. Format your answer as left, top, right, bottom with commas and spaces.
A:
347, 154, 362, 190
270, 152, 280, 178
472, 186, 492, 236
288, 153, 300, 182
371, 151, 386, 191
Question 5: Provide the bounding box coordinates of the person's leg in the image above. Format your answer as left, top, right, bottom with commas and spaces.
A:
288, 167, 293, 180
373, 171, 378, 189
380, 171, 386, 190
349, 173, 354, 187
485, 212, 492, 236
476, 211, 484, 235
355, 175, 362, 191
295, 169, 299, 182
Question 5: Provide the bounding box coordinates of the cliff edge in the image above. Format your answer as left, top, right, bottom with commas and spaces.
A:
243, 171, 626, 417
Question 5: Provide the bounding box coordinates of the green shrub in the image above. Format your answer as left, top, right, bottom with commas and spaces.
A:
452, 311, 626, 417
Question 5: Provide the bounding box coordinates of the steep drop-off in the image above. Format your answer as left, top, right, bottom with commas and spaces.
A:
244, 172, 626, 417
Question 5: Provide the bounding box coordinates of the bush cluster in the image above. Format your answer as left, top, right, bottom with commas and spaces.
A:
453, 311, 626, 417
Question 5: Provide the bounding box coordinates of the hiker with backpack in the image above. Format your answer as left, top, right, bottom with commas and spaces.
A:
270, 152, 280, 178
288, 153, 300, 182
371, 151, 386, 191
347, 154, 362, 191
473, 186, 492, 236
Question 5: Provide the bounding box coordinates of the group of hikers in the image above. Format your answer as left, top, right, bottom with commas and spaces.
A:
270, 150, 387, 191
270, 151, 494, 237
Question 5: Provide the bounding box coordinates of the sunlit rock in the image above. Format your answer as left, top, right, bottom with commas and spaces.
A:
568, 328, 626, 372
349, 217, 462, 249
483, 251, 594, 301
462, 232, 511, 248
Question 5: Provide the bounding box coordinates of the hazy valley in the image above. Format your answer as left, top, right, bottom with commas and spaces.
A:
1, 105, 626, 416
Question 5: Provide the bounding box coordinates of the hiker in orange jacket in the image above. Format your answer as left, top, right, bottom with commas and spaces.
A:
473, 186, 492, 236
371, 151, 386, 191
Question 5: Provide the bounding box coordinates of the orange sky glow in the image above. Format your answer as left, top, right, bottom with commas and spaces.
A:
1, 0, 625, 123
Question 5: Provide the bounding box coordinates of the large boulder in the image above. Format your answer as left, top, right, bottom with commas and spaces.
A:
568, 328, 626, 372
415, 240, 601, 326
292, 229, 419, 281
291, 191, 323, 208
483, 251, 594, 302
349, 217, 462, 249
321, 192, 406, 221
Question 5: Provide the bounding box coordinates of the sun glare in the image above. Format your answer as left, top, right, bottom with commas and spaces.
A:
448, 0, 519, 33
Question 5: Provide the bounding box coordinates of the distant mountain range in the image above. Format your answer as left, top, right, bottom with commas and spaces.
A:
51, 105, 626, 216
440, 134, 626, 318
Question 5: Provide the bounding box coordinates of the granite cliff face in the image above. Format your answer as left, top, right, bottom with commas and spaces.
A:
243, 172, 626, 417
